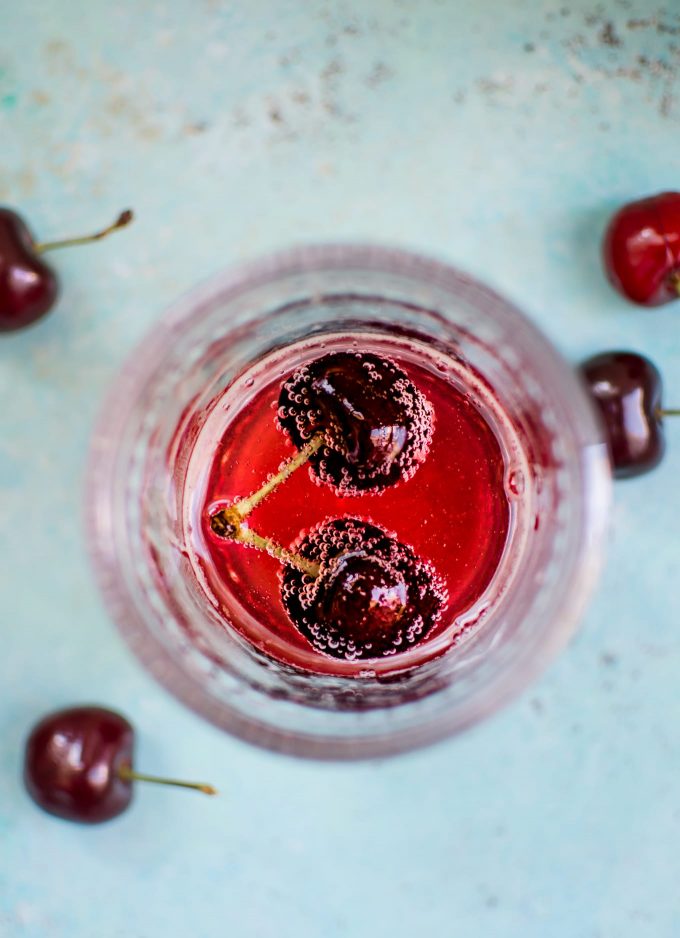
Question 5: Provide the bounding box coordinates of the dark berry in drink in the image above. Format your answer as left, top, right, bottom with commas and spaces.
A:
281, 517, 447, 660
277, 352, 433, 495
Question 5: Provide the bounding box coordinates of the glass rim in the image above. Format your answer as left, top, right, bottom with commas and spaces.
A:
85, 243, 612, 759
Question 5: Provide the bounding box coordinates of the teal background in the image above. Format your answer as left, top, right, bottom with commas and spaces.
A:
1, 1, 679, 935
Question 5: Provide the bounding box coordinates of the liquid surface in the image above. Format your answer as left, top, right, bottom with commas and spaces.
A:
186, 336, 511, 676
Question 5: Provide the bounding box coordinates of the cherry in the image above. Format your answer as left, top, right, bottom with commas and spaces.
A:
0, 207, 133, 331
579, 351, 679, 478
280, 518, 448, 660
277, 352, 433, 495
603, 192, 680, 306
24, 705, 215, 824
311, 553, 409, 650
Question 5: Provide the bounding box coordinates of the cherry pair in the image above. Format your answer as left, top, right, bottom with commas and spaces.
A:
210, 351, 447, 661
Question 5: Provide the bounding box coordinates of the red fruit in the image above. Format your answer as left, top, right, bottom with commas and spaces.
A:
0, 208, 59, 331
580, 351, 665, 478
0, 207, 133, 332
24, 706, 134, 824
24, 705, 216, 824
314, 552, 409, 643
281, 517, 448, 660
277, 352, 433, 495
603, 192, 680, 306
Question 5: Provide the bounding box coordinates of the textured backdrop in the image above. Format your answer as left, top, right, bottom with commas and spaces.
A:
1, 1, 679, 936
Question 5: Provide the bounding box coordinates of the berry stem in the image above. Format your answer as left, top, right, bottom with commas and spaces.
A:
657, 408, 680, 417
34, 210, 134, 254
209, 432, 325, 577
211, 512, 320, 577
237, 526, 321, 577
230, 433, 325, 519
117, 764, 217, 796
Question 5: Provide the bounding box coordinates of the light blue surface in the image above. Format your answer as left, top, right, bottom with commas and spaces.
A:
1, 1, 679, 935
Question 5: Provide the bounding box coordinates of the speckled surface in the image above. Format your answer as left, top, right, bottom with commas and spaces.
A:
1, 1, 680, 935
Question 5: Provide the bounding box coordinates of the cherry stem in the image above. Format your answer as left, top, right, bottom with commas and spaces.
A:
117, 764, 217, 796
210, 432, 326, 577
230, 433, 325, 519
237, 525, 321, 578
211, 510, 320, 577
657, 408, 680, 417
34, 209, 134, 253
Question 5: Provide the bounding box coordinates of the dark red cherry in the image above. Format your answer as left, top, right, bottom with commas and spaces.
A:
24, 705, 216, 824
314, 552, 409, 646
281, 517, 448, 660
0, 208, 59, 331
0, 208, 133, 332
603, 192, 680, 306
24, 706, 134, 823
580, 351, 665, 478
277, 352, 433, 495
